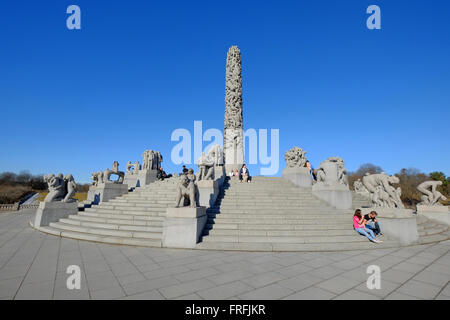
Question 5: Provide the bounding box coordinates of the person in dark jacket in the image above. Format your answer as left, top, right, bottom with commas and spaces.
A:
239, 164, 251, 182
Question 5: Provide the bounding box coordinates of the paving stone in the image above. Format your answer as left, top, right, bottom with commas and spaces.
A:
241, 272, 287, 288
278, 273, 323, 291
207, 269, 256, 285
333, 289, 381, 300
159, 278, 217, 299
316, 276, 361, 295
91, 286, 125, 300
117, 273, 147, 286
0, 277, 23, 299
412, 270, 450, 287
396, 280, 442, 299
197, 281, 254, 300
122, 276, 180, 296
120, 289, 165, 300
384, 291, 420, 300
238, 283, 293, 300
174, 267, 220, 282
15, 280, 54, 300
282, 286, 336, 300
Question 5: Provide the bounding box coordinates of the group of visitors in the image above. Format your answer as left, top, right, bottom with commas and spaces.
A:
157, 167, 172, 181
228, 164, 251, 183
353, 209, 383, 243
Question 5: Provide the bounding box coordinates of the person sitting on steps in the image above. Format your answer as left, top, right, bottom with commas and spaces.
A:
364, 211, 382, 236
353, 209, 382, 243
239, 164, 251, 183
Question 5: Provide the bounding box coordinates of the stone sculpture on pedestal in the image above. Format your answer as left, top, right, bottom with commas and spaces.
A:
224, 46, 244, 172
104, 161, 125, 184
197, 145, 224, 181
142, 150, 162, 171
312, 156, 352, 209
33, 173, 79, 228
175, 174, 198, 208
91, 171, 104, 186
285, 147, 308, 168
281, 146, 312, 188
362, 172, 404, 208
417, 181, 447, 206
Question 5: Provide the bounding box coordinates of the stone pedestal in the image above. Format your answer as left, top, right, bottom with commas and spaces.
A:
312, 184, 352, 209
360, 208, 418, 245
214, 166, 225, 187
282, 167, 313, 188
417, 205, 449, 226
123, 169, 157, 188
87, 182, 129, 205
33, 201, 78, 228
197, 180, 219, 208
162, 207, 207, 248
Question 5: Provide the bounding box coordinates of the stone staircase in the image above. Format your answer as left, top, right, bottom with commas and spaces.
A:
34, 175, 450, 251
351, 192, 371, 209
197, 177, 450, 251
35, 178, 180, 247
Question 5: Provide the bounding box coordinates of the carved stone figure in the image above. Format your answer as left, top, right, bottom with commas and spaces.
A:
44, 173, 77, 203
104, 161, 125, 184
175, 174, 197, 208
316, 156, 349, 187
63, 174, 77, 203
142, 150, 162, 170
197, 145, 223, 181
133, 161, 140, 174
91, 171, 104, 186
354, 179, 369, 194
362, 172, 404, 208
417, 181, 447, 206
126, 161, 141, 175
126, 161, 133, 174
224, 46, 244, 171
284, 147, 307, 168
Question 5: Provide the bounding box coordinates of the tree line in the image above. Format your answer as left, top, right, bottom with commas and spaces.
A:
0, 171, 90, 204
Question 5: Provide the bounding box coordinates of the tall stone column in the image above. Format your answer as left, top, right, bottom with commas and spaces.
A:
224, 46, 244, 172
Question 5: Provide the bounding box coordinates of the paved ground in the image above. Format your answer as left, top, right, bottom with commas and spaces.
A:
0, 209, 449, 300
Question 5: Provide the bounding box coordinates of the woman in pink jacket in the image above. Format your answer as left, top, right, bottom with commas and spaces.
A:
353, 209, 382, 243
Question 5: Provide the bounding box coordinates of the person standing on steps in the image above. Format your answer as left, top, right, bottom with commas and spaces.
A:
364, 211, 382, 236
353, 209, 382, 243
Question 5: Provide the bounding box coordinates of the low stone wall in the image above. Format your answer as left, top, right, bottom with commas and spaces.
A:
0, 203, 38, 212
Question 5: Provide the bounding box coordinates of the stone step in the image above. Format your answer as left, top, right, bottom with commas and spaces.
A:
61, 217, 162, 233
195, 240, 398, 252
204, 229, 356, 237
49, 222, 162, 240
207, 217, 352, 225
68, 214, 163, 227
85, 208, 165, 216
205, 222, 353, 230
79, 211, 165, 222
37, 226, 162, 247
202, 235, 372, 244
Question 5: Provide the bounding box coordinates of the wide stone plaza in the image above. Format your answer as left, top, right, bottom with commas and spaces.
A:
0, 209, 449, 300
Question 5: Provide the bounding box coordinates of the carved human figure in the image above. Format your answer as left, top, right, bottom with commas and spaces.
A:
197, 147, 221, 181
284, 147, 307, 168
133, 161, 140, 174
316, 156, 348, 187
417, 181, 447, 206
43, 174, 65, 202
362, 173, 404, 208
175, 174, 197, 208
126, 161, 133, 174
63, 174, 77, 203
354, 179, 369, 194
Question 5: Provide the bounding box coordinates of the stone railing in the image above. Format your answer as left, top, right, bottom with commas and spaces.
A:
0, 202, 38, 212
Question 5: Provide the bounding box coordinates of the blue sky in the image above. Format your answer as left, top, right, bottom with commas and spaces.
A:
0, 0, 449, 183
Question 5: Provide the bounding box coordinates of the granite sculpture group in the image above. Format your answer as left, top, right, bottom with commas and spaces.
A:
31, 45, 448, 250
